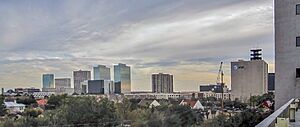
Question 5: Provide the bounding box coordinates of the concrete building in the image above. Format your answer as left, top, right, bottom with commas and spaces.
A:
55, 78, 71, 89
152, 73, 174, 93
231, 49, 268, 102
114, 63, 131, 93
275, 0, 300, 109
268, 73, 275, 92
73, 70, 91, 94
199, 84, 230, 100
93, 65, 111, 80
42, 74, 54, 88
85, 80, 114, 94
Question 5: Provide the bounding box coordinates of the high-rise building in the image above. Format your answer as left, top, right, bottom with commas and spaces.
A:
84, 80, 114, 94
268, 73, 275, 92
55, 78, 71, 89
231, 49, 268, 102
275, 0, 300, 109
93, 65, 111, 80
152, 73, 173, 93
42, 74, 54, 88
73, 70, 91, 94
114, 63, 131, 93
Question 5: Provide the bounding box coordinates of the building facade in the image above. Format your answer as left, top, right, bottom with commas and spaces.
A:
73, 70, 91, 94
55, 78, 71, 89
275, 0, 300, 109
93, 65, 111, 80
231, 49, 268, 102
114, 63, 131, 93
86, 80, 114, 94
268, 73, 275, 92
152, 73, 174, 93
42, 74, 54, 88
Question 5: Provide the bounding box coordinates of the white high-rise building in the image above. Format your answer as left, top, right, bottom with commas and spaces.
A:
275, 0, 300, 109
231, 49, 268, 102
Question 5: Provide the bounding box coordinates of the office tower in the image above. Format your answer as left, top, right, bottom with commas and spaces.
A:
93, 65, 111, 80
114, 63, 131, 93
268, 73, 275, 92
231, 49, 268, 102
55, 78, 71, 89
42, 74, 54, 88
73, 70, 91, 94
85, 80, 114, 94
275, 0, 300, 109
152, 73, 174, 93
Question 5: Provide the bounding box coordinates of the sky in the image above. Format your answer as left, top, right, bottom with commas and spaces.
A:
0, 0, 274, 92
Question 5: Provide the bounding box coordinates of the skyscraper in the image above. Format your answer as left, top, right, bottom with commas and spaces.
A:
114, 63, 131, 93
152, 73, 174, 93
73, 70, 91, 94
231, 49, 268, 102
93, 65, 111, 80
275, 0, 300, 109
42, 74, 54, 88
55, 78, 71, 89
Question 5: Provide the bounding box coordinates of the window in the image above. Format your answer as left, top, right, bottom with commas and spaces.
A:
297, 68, 300, 78
297, 37, 300, 47
297, 4, 300, 15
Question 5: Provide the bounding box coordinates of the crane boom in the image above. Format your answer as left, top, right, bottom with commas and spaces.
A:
216, 62, 223, 85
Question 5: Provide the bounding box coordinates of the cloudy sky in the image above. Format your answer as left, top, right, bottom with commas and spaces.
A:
0, 0, 273, 91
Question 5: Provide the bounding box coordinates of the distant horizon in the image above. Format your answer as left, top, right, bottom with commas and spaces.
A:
0, 0, 274, 91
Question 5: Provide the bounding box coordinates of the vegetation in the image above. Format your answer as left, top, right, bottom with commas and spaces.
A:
0, 93, 274, 127
0, 95, 6, 116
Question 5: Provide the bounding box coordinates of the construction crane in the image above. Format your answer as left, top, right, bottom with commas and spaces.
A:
216, 62, 225, 114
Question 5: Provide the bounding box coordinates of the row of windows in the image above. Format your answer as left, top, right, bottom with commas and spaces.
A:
297, 4, 300, 15
295, 4, 300, 78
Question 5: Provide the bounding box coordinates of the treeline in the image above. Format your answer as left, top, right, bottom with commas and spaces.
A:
0, 95, 203, 127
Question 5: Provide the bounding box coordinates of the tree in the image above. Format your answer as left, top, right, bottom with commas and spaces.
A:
44, 97, 118, 126
46, 94, 67, 109
0, 95, 6, 116
16, 96, 36, 106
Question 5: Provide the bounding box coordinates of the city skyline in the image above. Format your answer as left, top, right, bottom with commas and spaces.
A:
0, 0, 274, 91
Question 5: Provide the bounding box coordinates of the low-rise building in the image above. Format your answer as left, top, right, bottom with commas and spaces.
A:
199, 84, 231, 100
179, 99, 204, 110
4, 101, 26, 114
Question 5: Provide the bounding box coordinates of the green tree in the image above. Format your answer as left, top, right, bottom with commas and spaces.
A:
45, 97, 118, 126
46, 94, 67, 109
0, 95, 6, 116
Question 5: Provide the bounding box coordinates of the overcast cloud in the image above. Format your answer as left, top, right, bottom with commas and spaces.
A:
0, 0, 273, 91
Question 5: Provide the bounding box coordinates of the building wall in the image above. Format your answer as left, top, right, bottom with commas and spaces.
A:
73, 70, 91, 94
42, 74, 54, 88
152, 73, 174, 93
231, 60, 268, 102
93, 65, 111, 80
114, 63, 131, 93
55, 78, 71, 89
87, 80, 104, 94
275, 0, 300, 109
268, 73, 275, 92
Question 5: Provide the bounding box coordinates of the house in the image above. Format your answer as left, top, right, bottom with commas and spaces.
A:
138, 99, 161, 108
149, 100, 160, 108
179, 99, 204, 110
4, 101, 26, 114
36, 99, 48, 107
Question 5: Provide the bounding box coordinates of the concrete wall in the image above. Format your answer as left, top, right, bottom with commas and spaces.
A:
275, 0, 300, 109
231, 60, 268, 102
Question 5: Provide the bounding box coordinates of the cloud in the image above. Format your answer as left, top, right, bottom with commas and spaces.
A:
0, 0, 273, 91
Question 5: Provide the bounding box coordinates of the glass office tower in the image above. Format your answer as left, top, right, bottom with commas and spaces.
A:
114, 63, 131, 93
